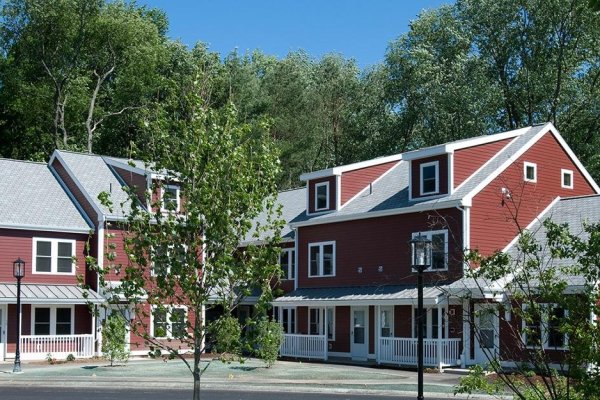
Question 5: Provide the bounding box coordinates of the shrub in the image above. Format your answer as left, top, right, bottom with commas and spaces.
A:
253, 318, 283, 368
102, 312, 130, 366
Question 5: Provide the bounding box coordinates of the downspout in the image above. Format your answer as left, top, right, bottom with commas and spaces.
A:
456, 205, 470, 368
95, 214, 105, 357
294, 227, 299, 291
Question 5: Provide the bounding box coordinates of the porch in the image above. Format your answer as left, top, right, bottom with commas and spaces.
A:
20, 334, 95, 360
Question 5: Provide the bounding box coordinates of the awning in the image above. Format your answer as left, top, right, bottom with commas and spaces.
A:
0, 283, 105, 305
272, 285, 448, 307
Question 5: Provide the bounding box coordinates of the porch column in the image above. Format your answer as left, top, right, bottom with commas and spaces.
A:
323, 307, 328, 361
375, 305, 380, 364
91, 305, 97, 356
462, 298, 469, 368
437, 303, 443, 370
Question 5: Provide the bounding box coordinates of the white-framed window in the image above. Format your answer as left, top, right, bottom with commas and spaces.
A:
524, 162, 537, 183
280, 248, 295, 280
307, 307, 335, 340
274, 307, 296, 334
420, 161, 439, 196
561, 169, 573, 189
32, 306, 74, 335
380, 306, 394, 338
522, 304, 568, 349
412, 307, 447, 339
32, 238, 76, 274
151, 244, 187, 276
411, 230, 448, 271
161, 184, 181, 212
314, 181, 330, 211
308, 241, 335, 277
151, 306, 187, 339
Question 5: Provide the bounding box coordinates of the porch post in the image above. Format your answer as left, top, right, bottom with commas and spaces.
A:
91, 305, 97, 356
437, 303, 443, 370
375, 305, 380, 364
462, 298, 469, 368
323, 307, 328, 361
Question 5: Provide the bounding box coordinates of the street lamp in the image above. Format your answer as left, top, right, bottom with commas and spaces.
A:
409, 235, 431, 400
12, 257, 25, 374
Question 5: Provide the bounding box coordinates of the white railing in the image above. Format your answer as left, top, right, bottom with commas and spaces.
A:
379, 337, 461, 367
20, 334, 94, 360
280, 334, 327, 360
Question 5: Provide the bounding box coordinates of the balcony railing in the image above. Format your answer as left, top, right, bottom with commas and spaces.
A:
280, 334, 327, 360
378, 337, 461, 367
20, 334, 94, 360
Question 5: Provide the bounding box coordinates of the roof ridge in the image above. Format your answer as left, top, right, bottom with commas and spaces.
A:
558, 193, 600, 202
0, 157, 46, 165
278, 186, 306, 194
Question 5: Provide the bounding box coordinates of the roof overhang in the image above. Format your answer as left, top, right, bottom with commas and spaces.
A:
0, 284, 105, 304
299, 155, 402, 181
0, 223, 91, 235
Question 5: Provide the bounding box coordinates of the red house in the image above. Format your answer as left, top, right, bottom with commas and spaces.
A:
262, 122, 600, 368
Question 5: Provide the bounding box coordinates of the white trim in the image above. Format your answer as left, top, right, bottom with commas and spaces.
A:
291, 199, 462, 228
336, 175, 342, 210
294, 228, 299, 291
411, 230, 448, 271
402, 127, 530, 161
461, 206, 470, 272
561, 169, 574, 189
420, 161, 440, 196
448, 154, 454, 194
314, 181, 330, 212
523, 161, 537, 183
300, 154, 403, 181
273, 297, 445, 307
326, 307, 335, 341
102, 156, 148, 175
150, 305, 188, 339
408, 160, 413, 202
0, 223, 90, 234
31, 305, 75, 335
308, 241, 336, 277
339, 161, 402, 209
239, 236, 294, 247
160, 184, 181, 212
31, 237, 77, 275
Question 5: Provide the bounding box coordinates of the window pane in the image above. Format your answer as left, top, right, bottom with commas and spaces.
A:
36, 241, 52, 272
548, 308, 565, 348
316, 184, 328, 209
57, 242, 72, 257
37, 241, 52, 256
36, 256, 52, 272
57, 257, 72, 273
563, 173, 572, 187
171, 308, 186, 337
290, 250, 295, 279
309, 309, 320, 335
432, 308, 439, 339
322, 245, 334, 275
163, 187, 179, 209
310, 246, 320, 276
526, 166, 535, 180
56, 308, 71, 323
422, 165, 437, 193
431, 234, 446, 270
280, 251, 289, 279
56, 322, 71, 335
153, 309, 167, 337
525, 311, 542, 347
35, 308, 51, 335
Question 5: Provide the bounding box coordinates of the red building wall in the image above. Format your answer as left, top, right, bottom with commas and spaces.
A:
340, 162, 399, 205
307, 176, 337, 214
453, 138, 513, 188
112, 166, 147, 207
297, 207, 463, 289
470, 131, 596, 256
411, 154, 449, 199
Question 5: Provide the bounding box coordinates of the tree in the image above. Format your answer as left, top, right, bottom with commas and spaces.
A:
101, 312, 130, 366
455, 219, 600, 400
95, 91, 284, 400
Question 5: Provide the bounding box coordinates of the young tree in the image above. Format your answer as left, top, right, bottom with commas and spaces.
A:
95, 93, 284, 400
102, 312, 130, 366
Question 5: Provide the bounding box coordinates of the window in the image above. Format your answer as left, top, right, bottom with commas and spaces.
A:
380, 307, 394, 338
307, 307, 334, 339
151, 244, 187, 276
327, 308, 335, 340
420, 161, 439, 196
280, 248, 295, 280
523, 304, 568, 349
276, 307, 296, 334
314, 182, 330, 211
33, 238, 75, 274
161, 185, 180, 212
308, 242, 335, 277
523, 306, 543, 347
548, 307, 566, 348
524, 162, 537, 183
412, 307, 447, 339
411, 231, 448, 270
309, 308, 321, 335
152, 306, 187, 339
561, 169, 573, 189
32, 306, 73, 335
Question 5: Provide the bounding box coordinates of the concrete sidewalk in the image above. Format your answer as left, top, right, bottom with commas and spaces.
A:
0, 357, 499, 398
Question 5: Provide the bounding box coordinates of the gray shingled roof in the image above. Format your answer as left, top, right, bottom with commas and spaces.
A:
56, 151, 133, 219
0, 283, 104, 304
0, 159, 92, 232
273, 285, 445, 305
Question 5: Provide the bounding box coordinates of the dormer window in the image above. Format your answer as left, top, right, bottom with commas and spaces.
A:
161, 185, 180, 212
561, 169, 573, 189
420, 161, 439, 196
524, 162, 537, 183
315, 182, 330, 211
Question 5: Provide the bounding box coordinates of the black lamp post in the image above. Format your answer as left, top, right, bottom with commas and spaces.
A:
12, 257, 25, 374
409, 235, 432, 400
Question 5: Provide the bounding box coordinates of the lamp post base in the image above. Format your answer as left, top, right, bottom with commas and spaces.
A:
12, 362, 22, 374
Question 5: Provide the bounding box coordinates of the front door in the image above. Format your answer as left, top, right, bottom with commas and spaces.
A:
0, 306, 5, 360
351, 306, 369, 360
474, 304, 498, 365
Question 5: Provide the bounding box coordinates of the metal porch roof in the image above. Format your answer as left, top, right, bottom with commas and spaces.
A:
0, 284, 105, 304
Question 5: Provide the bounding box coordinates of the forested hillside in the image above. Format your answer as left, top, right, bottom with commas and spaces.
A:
1, 0, 598, 189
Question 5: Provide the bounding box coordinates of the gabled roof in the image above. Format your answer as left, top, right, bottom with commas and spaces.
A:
0, 159, 92, 233
300, 154, 402, 181
51, 150, 134, 220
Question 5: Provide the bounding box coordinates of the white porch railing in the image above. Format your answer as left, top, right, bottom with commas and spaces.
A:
280, 334, 327, 360
20, 334, 94, 360
378, 337, 461, 367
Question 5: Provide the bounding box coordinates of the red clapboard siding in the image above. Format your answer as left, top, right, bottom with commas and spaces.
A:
52, 159, 98, 223
411, 154, 449, 199
330, 306, 350, 353
340, 161, 399, 205
453, 138, 513, 188
297, 207, 463, 289
0, 228, 88, 284
307, 176, 337, 214
395, 306, 412, 337
470, 131, 596, 256
112, 166, 147, 207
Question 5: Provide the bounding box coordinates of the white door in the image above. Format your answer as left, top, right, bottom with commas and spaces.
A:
0, 306, 5, 360
474, 304, 498, 365
351, 307, 369, 360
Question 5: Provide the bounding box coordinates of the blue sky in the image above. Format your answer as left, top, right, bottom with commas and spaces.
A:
137, 1, 451, 68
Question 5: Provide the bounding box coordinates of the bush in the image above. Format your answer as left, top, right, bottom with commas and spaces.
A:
66, 354, 75, 362
102, 312, 130, 366
253, 318, 283, 368
209, 315, 242, 361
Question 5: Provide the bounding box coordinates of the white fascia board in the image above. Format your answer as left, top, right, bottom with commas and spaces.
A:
51, 150, 105, 222
0, 223, 91, 234
239, 236, 294, 247
290, 199, 462, 228
102, 157, 148, 176
299, 154, 402, 181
